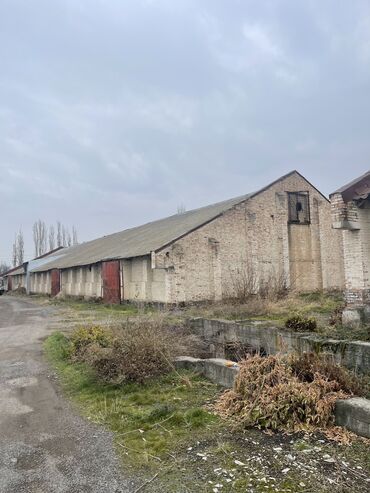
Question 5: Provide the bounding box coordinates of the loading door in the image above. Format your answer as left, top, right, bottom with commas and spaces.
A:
102, 260, 121, 304
51, 269, 61, 296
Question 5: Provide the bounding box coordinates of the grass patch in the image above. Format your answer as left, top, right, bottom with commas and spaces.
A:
44, 332, 220, 469
185, 290, 343, 324
45, 331, 370, 492
49, 298, 142, 315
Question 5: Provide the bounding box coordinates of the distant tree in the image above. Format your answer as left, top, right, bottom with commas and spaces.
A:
49, 225, 55, 251
12, 236, 17, 267
57, 221, 62, 247
17, 229, 24, 265
72, 226, 78, 245
34, 220, 78, 253
33, 220, 47, 257
62, 225, 67, 247
0, 262, 10, 275
11, 229, 24, 266
177, 203, 186, 214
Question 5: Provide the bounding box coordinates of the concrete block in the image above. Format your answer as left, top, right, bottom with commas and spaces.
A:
174, 356, 238, 388
342, 309, 362, 329
363, 304, 370, 323
335, 398, 370, 439
202, 358, 239, 388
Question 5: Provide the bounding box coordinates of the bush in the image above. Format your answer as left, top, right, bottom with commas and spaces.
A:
285, 314, 317, 332
71, 325, 112, 357
44, 331, 72, 362
289, 352, 364, 395
216, 352, 361, 432
225, 259, 289, 303
71, 317, 197, 384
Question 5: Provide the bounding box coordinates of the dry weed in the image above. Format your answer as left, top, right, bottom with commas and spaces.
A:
215, 353, 361, 433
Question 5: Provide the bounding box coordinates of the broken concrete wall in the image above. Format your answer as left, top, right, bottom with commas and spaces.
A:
188, 318, 370, 373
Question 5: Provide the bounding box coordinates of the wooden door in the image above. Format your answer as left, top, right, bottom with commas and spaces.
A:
51, 269, 61, 296
102, 261, 121, 304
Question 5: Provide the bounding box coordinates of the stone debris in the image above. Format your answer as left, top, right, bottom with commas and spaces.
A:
234, 460, 245, 466
183, 432, 369, 492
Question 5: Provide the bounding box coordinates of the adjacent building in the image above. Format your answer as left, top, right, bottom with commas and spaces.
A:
8, 171, 345, 304
3, 247, 65, 294
331, 171, 370, 325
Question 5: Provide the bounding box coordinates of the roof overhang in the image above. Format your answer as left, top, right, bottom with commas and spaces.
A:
331, 171, 370, 203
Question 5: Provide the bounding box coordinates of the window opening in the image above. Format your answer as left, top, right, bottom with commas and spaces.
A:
288, 192, 310, 224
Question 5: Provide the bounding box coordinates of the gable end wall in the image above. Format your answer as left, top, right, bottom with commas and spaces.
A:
154, 173, 344, 303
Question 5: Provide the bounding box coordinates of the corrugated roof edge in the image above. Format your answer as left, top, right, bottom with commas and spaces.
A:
31, 169, 325, 272
2, 247, 66, 277
154, 169, 329, 253
330, 170, 370, 196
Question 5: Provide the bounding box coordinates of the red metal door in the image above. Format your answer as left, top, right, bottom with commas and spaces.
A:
102, 261, 121, 304
51, 269, 61, 296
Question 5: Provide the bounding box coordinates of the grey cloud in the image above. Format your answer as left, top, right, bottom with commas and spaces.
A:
1, 0, 370, 264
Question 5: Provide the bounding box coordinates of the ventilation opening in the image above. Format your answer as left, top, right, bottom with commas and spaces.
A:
288, 191, 310, 224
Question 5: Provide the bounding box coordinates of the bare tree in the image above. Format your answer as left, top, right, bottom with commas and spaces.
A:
34, 220, 78, 253
33, 220, 47, 257
61, 226, 65, 247
17, 230, 24, 265
0, 262, 10, 275
177, 203, 186, 214
72, 226, 78, 245
57, 221, 62, 247
11, 230, 24, 266
49, 225, 55, 251
12, 236, 17, 267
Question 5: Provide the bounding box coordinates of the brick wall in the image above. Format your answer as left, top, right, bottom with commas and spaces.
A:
155, 172, 345, 303
26, 173, 345, 304
332, 189, 370, 307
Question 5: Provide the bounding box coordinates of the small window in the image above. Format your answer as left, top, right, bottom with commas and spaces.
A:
288, 192, 310, 224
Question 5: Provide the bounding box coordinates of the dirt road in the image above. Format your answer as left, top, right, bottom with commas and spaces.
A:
0, 296, 133, 493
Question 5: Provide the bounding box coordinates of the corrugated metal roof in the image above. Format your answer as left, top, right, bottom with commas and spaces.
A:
32, 193, 251, 271
7, 266, 25, 276
31, 170, 306, 272
330, 171, 370, 196
5, 248, 69, 277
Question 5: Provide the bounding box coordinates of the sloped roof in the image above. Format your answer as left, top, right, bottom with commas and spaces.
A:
4, 248, 66, 277
331, 170, 370, 202
31, 194, 251, 271
6, 266, 25, 276
32, 170, 315, 272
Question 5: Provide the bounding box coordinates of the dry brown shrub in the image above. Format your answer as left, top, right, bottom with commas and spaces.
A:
75, 316, 200, 384
215, 353, 359, 432
225, 259, 289, 304
289, 352, 364, 395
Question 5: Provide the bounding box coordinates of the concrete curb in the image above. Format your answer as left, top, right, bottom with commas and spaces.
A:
174, 356, 239, 388
335, 398, 370, 438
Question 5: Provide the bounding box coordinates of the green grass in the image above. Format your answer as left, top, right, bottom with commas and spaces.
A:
44, 331, 370, 492
44, 332, 220, 469
186, 290, 344, 327
49, 298, 142, 315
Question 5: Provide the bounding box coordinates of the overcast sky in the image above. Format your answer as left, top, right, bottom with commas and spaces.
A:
1, 0, 370, 263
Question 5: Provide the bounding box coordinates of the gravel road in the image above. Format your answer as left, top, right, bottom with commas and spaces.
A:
0, 296, 134, 493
